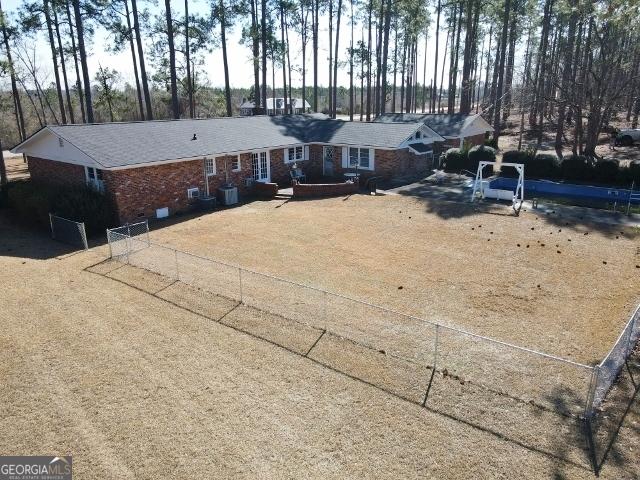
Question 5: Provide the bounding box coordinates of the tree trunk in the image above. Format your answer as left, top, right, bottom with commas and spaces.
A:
185, 0, 194, 118
261, 0, 267, 110
312, 0, 318, 111
131, 0, 152, 119
379, 0, 391, 114
431, 0, 440, 112
349, 0, 354, 120
53, 5, 74, 123
1, 0, 26, 140
124, 0, 144, 120
492, 0, 511, 141
220, 0, 232, 116
459, 0, 478, 114
391, 21, 397, 112
250, 0, 260, 109
332, 0, 343, 118
365, 0, 372, 120
301, 2, 307, 112
438, 30, 449, 112
0, 139, 6, 189
164, 0, 179, 119
554, 10, 578, 158
64, 0, 85, 123
73, 0, 94, 122
44, 0, 67, 124
448, 1, 463, 114
501, 8, 517, 122
280, 1, 288, 114
328, 0, 333, 114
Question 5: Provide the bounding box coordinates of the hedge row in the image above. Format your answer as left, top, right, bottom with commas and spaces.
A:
444, 148, 640, 186
5, 180, 116, 234
442, 145, 497, 173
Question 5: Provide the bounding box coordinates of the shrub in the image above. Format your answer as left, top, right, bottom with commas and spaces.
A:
467, 145, 497, 173
502, 149, 534, 166
593, 159, 619, 185
483, 138, 498, 150
442, 148, 467, 172
528, 154, 560, 179
561, 155, 595, 182
7, 181, 55, 226
50, 185, 116, 234
6, 180, 115, 234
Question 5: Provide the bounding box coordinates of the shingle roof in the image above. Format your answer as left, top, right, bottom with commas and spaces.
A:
374, 113, 490, 137
38, 115, 421, 169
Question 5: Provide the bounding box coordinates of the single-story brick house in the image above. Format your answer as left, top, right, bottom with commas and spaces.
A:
374, 113, 494, 150
12, 115, 444, 223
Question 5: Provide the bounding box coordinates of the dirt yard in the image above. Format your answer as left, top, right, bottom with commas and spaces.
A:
1, 192, 639, 478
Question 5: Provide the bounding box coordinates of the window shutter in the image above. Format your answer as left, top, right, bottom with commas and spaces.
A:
342, 147, 349, 168
369, 149, 375, 170
304, 145, 310, 161
284, 148, 289, 163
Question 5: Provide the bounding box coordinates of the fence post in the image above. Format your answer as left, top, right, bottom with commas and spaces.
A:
584, 365, 600, 473
323, 291, 328, 331
174, 249, 180, 281
422, 324, 439, 407
238, 268, 243, 303
49, 213, 55, 239
106, 229, 113, 259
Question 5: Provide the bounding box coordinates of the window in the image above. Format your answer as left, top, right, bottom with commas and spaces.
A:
347, 147, 372, 169
415, 131, 422, 139
285, 145, 306, 163
205, 158, 216, 176
85, 167, 104, 192
187, 187, 200, 199
231, 155, 241, 172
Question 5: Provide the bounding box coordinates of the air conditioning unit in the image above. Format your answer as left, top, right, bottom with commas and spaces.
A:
187, 187, 200, 199
217, 185, 239, 206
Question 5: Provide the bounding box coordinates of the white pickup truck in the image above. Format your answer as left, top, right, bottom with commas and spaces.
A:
617, 128, 640, 146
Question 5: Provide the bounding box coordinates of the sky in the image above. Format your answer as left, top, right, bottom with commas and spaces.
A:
1, 0, 491, 95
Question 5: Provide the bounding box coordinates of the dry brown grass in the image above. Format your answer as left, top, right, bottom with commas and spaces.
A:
150, 193, 639, 367
0, 191, 638, 479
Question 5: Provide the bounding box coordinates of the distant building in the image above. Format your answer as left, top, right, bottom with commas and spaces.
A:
239, 98, 311, 116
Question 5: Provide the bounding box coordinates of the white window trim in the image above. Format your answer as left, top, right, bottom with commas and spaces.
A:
284, 144, 309, 164
341, 146, 375, 171
205, 157, 216, 176
231, 154, 241, 172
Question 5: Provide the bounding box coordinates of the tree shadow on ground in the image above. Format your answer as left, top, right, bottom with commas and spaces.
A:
589, 352, 640, 477
392, 177, 639, 238
0, 212, 100, 260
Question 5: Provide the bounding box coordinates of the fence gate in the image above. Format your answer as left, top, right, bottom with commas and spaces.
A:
106, 220, 150, 259
49, 213, 88, 250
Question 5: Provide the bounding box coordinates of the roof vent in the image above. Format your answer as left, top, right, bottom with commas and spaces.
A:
192, 133, 197, 141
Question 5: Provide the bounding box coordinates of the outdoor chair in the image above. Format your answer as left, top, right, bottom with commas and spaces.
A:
290, 168, 306, 184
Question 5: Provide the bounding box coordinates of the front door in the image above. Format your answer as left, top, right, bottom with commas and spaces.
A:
251, 151, 270, 182
323, 146, 334, 176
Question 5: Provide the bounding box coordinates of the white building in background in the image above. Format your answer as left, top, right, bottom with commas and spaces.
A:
239, 98, 312, 116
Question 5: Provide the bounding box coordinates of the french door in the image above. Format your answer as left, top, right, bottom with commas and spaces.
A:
251, 151, 270, 182
323, 146, 334, 176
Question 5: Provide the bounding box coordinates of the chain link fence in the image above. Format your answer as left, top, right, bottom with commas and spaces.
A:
106, 220, 149, 260
49, 213, 88, 250
104, 227, 640, 470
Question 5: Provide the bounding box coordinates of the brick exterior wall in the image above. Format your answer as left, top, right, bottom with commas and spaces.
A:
27, 156, 86, 186
104, 160, 206, 222
292, 181, 359, 198
326, 147, 432, 181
